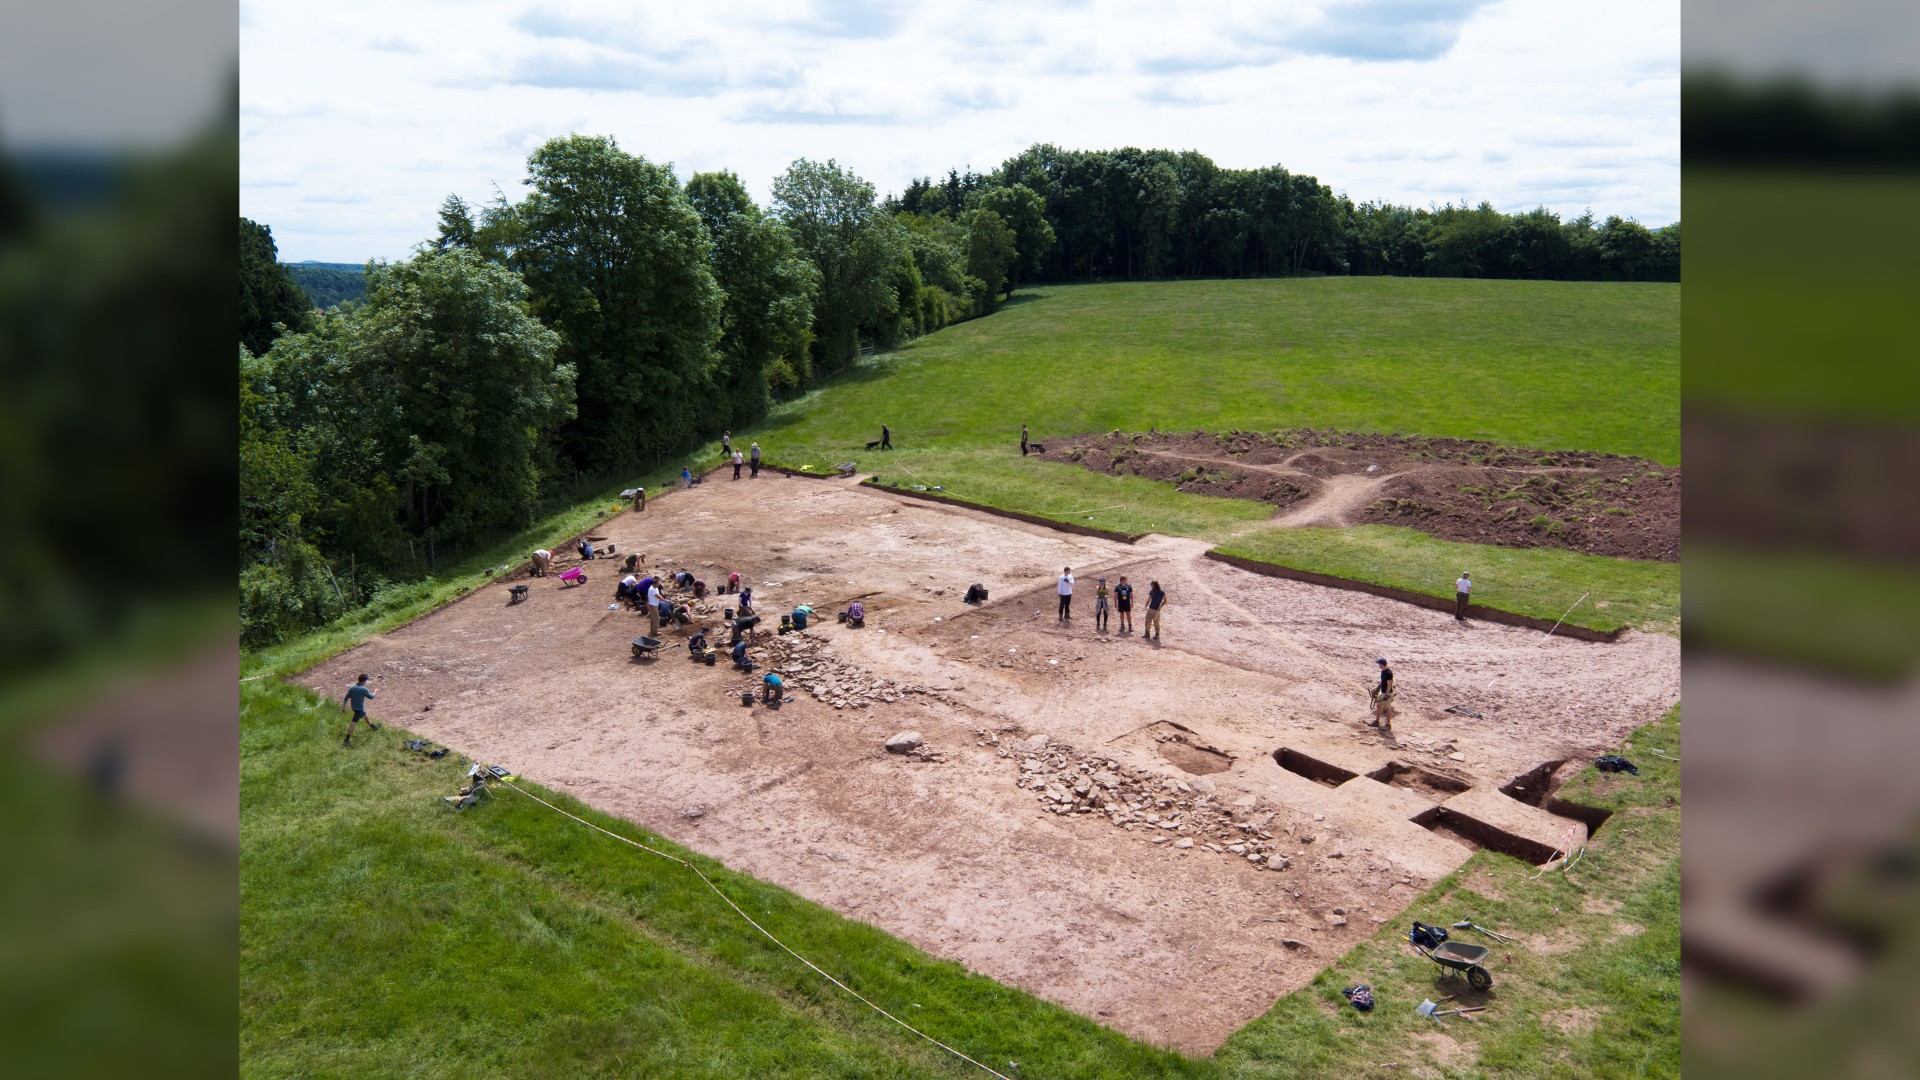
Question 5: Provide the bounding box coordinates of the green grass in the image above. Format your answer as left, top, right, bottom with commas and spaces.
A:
764, 278, 1678, 465
1215, 707, 1682, 1079
1215, 525, 1680, 634
1686, 545, 1920, 679
240, 678, 1209, 1079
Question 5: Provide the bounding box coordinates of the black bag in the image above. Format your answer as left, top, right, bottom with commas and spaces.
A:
964, 583, 988, 604
1595, 754, 1639, 775
1410, 921, 1449, 949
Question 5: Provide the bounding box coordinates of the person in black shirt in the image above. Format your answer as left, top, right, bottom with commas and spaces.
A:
1144, 580, 1167, 640
880, 423, 892, 450
1020, 424, 1029, 456
1114, 576, 1134, 634
1369, 658, 1395, 728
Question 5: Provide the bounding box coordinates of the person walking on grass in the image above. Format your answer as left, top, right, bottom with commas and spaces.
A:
1094, 576, 1111, 632
1057, 567, 1074, 621
1144, 580, 1166, 640
750, 441, 762, 477
721, 430, 732, 459
1454, 571, 1471, 621
732, 449, 744, 480
1020, 423, 1030, 456
342, 674, 378, 746
880, 423, 892, 450
1369, 658, 1395, 729
1114, 575, 1134, 634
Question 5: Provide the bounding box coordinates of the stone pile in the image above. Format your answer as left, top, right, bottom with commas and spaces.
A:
723, 632, 944, 712
985, 730, 1301, 871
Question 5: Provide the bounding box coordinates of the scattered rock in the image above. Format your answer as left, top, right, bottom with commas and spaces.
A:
1326, 913, 1348, 927
1173, 838, 1194, 849
885, 731, 925, 753
1282, 938, 1306, 949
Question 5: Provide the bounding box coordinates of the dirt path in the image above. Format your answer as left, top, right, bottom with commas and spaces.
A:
300, 476, 1680, 1052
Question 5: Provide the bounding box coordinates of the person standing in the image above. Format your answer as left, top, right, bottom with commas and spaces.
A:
750, 441, 762, 477
1454, 571, 1471, 621
1114, 575, 1134, 634
1020, 424, 1029, 456
732, 449, 744, 480
880, 423, 892, 450
1094, 576, 1111, 632
1369, 658, 1395, 728
341, 674, 378, 746
1057, 567, 1075, 621
632, 487, 646, 511
646, 579, 664, 636
721, 430, 732, 459
1144, 580, 1167, 640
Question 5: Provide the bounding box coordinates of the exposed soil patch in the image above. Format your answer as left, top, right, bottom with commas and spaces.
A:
297, 476, 1679, 1053
1544, 1006, 1601, 1035
1045, 428, 1680, 561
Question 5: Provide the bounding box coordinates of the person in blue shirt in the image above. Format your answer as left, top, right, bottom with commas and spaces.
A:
763, 671, 784, 704
341, 674, 379, 746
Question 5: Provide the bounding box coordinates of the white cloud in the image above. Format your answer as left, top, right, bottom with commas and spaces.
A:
241, 0, 1679, 261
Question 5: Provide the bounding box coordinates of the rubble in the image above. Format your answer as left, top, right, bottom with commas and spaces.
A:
991, 729, 1355, 871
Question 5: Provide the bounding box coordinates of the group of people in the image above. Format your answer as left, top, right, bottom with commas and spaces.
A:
719, 431, 764, 480
1054, 567, 1165, 639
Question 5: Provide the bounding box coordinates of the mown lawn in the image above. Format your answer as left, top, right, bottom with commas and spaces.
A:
762, 277, 1678, 467
1215, 525, 1681, 635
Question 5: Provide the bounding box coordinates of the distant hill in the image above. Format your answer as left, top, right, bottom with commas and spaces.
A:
285, 261, 367, 309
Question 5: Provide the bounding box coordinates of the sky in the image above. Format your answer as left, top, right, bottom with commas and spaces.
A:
240, 0, 1680, 263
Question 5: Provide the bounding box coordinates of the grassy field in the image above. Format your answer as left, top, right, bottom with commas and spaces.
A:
765, 278, 1678, 466
1216, 526, 1682, 635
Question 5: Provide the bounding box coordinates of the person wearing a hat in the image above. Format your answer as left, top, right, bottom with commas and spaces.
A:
1455, 571, 1472, 621
1369, 658, 1395, 728
1094, 576, 1111, 632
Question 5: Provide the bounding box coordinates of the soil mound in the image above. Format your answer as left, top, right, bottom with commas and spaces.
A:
1043, 429, 1680, 561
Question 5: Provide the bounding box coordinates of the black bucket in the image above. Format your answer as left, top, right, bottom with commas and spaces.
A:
740, 692, 754, 707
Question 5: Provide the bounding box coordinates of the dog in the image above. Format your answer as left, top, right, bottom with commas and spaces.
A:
1029, 443, 1046, 453
865, 439, 882, 450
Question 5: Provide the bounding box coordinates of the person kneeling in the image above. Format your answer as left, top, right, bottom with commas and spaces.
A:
838, 600, 865, 627
732, 638, 753, 671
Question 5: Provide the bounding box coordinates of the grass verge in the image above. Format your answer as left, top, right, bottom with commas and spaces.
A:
1215, 707, 1681, 1079
240, 678, 1209, 1079
1215, 526, 1679, 635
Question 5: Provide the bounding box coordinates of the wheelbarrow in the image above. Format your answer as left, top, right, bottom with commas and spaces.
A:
631, 635, 664, 659
1415, 940, 1495, 990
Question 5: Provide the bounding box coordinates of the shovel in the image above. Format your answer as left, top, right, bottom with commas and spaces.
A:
1416, 999, 1485, 1021
1453, 918, 1514, 944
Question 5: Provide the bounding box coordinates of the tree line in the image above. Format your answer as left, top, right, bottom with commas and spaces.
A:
895, 145, 1677, 283
240, 136, 1674, 646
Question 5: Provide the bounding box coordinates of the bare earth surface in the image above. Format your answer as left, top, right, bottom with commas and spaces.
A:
301, 476, 1680, 1053
1045, 429, 1681, 561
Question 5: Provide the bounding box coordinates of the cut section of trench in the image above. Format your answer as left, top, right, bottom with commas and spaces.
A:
1500, 759, 1616, 835
1160, 739, 1234, 775
1368, 760, 1470, 799
1272, 747, 1358, 787
1411, 806, 1564, 865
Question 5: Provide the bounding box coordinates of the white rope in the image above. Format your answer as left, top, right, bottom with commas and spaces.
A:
492, 779, 1015, 1080
1536, 591, 1591, 646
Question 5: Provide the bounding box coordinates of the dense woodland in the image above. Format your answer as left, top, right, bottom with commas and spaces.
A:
285, 262, 368, 308
241, 136, 1677, 645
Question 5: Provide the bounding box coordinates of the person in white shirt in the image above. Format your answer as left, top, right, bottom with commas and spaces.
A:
1455, 572, 1472, 621
1057, 567, 1075, 621
531, 549, 552, 577
646, 581, 664, 635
